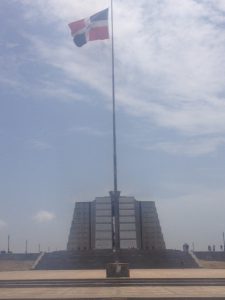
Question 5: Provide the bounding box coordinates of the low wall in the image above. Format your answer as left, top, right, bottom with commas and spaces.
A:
35, 249, 198, 270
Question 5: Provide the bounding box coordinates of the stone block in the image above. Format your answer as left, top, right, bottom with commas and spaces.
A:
106, 262, 130, 278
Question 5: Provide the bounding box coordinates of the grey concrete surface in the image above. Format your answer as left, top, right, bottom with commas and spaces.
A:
1, 269, 225, 299
1, 269, 225, 280
1, 286, 225, 299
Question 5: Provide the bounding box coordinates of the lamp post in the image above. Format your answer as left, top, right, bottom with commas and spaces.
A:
223, 232, 225, 252
25, 240, 28, 254
7, 235, 10, 253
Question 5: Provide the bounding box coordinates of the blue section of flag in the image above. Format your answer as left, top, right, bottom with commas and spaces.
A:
90, 8, 108, 22
73, 33, 87, 47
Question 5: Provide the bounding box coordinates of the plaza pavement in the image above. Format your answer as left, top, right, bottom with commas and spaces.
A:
1, 269, 225, 299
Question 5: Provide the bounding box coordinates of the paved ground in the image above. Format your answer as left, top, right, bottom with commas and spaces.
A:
1, 269, 225, 280
1, 286, 225, 299
1, 269, 225, 299
198, 259, 225, 268
0, 261, 35, 272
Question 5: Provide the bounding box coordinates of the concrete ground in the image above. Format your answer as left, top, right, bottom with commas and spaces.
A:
1, 269, 225, 280
0, 261, 35, 272
1, 286, 225, 299
198, 259, 225, 269
1, 269, 225, 299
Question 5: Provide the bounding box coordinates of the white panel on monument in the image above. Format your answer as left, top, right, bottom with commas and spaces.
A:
96, 224, 112, 231
96, 216, 111, 223
95, 240, 112, 249
120, 240, 137, 249
119, 198, 135, 203
120, 216, 135, 223
119, 210, 135, 216
96, 204, 111, 210
96, 210, 111, 216
120, 231, 136, 239
95, 231, 112, 239
119, 203, 135, 209
120, 223, 136, 230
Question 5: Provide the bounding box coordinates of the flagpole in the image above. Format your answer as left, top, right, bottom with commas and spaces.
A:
111, 0, 117, 194
110, 0, 120, 252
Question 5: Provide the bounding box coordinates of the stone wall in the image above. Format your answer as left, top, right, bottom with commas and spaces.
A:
67, 202, 91, 251
140, 201, 165, 250
67, 195, 165, 251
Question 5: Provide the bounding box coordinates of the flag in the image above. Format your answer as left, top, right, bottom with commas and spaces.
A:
68, 8, 109, 47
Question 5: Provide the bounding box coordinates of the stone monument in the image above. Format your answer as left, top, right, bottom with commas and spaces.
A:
67, 194, 165, 251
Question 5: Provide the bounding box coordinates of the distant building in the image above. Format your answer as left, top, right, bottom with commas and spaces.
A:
67, 195, 165, 251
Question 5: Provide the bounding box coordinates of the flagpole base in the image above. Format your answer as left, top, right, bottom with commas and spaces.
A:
106, 262, 130, 278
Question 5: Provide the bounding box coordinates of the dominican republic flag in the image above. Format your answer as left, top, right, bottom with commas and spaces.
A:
68, 8, 109, 47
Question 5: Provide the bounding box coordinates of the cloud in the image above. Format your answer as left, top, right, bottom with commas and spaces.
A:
146, 137, 225, 156
0, 219, 7, 230
8, 0, 225, 154
25, 35, 111, 100
33, 210, 56, 223
30, 139, 52, 151
0, 77, 19, 87
158, 186, 225, 249
68, 126, 107, 137
37, 80, 85, 103
20, 0, 109, 22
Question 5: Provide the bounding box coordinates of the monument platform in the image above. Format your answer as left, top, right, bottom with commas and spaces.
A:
35, 249, 198, 270
1, 269, 225, 299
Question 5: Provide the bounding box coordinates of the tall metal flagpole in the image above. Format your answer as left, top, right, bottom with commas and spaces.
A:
111, 0, 117, 194
110, 0, 120, 251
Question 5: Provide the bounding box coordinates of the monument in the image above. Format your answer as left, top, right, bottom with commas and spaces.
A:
67, 194, 165, 251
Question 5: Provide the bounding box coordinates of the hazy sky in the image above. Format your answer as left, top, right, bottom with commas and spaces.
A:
1, 0, 225, 253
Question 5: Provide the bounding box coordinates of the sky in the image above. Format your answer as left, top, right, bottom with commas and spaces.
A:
1, 0, 225, 253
